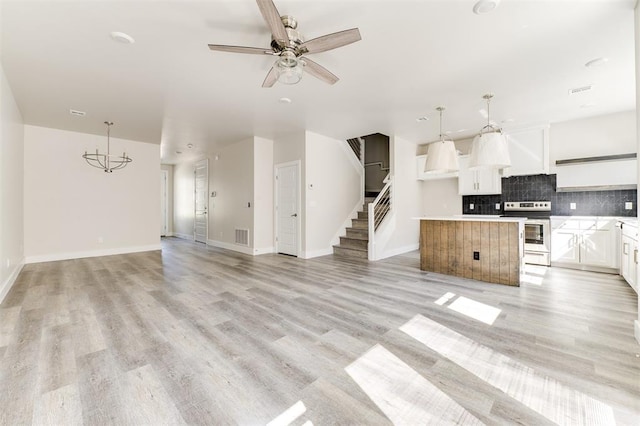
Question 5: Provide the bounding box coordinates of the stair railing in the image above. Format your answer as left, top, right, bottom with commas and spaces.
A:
347, 137, 365, 165
368, 173, 392, 259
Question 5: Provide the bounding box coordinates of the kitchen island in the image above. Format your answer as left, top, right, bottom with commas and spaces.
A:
418, 216, 526, 286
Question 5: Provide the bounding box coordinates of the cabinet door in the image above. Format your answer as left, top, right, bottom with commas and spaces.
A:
581, 230, 614, 267
475, 167, 502, 195
621, 234, 631, 280
457, 156, 478, 195
551, 229, 580, 264
503, 126, 549, 177
630, 242, 638, 293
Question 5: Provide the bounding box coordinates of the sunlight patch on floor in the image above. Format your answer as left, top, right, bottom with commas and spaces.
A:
447, 296, 501, 325
267, 401, 308, 426
400, 314, 615, 425
345, 344, 483, 425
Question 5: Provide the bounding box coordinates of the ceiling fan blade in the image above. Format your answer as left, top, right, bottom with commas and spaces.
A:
299, 28, 361, 54
301, 57, 339, 85
208, 44, 273, 55
256, 0, 289, 47
262, 66, 278, 88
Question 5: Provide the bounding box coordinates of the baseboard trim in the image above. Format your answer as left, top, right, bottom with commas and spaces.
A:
635, 320, 640, 345
0, 259, 25, 304
207, 239, 251, 255
253, 246, 274, 255
302, 248, 334, 259
377, 243, 419, 261
25, 244, 162, 264
173, 233, 194, 240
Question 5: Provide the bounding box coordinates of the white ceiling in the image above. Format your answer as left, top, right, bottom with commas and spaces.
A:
1, 0, 636, 164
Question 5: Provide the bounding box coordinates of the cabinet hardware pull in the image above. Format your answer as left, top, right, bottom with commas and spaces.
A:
634, 248, 638, 265
623, 243, 629, 255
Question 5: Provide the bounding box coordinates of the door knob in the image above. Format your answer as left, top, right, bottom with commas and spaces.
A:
291, 213, 298, 217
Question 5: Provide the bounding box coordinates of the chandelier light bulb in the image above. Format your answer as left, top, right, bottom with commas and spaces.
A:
275, 51, 303, 85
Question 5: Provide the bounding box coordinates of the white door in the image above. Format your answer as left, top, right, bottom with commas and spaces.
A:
194, 159, 208, 243
160, 170, 168, 236
276, 162, 299, 256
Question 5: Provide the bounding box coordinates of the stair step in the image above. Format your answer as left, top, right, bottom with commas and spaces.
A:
339, 236, 368, 250
357, 211, 368, 220
333, 245, 368, 259
346, 228, 368, 239
351, 218, 368, 229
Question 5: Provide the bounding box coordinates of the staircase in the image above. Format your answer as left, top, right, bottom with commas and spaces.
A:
332, 196, 376, 259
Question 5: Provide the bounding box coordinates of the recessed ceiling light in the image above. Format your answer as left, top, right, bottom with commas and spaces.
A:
187, 143, 194, 149
585, 57, 609, 68
416, 116, 429, 122
473, 0, 500, 15
455, 128, 467, 133
110, 31, 135, 44
279, 97, 292, 104
502, 118, 515, 123
175, 150, 182, 154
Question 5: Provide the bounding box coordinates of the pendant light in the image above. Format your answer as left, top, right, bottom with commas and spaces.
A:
82, 121, 132, 173
425, 106, 459, 173
469, 94, 511, 169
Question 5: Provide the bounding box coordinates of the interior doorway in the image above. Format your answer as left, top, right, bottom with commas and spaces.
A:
275, 161, 300, 256
194, 159, 208, 243
160, 170, 168, 236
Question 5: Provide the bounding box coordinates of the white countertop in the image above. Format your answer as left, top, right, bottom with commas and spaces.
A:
415, 216, 527, 223
617, 218, 638, 227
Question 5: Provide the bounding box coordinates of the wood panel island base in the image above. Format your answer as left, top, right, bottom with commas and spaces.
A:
419, 217, 525, 286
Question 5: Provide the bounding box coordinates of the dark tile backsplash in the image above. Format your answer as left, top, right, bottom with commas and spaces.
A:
462, 174, 637, 217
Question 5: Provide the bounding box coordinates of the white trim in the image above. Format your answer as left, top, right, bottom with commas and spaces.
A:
301, 248, 334, 259
161, 169, 169, 236
174, 232, 194, 240
25, 244, 161, 264
253, 246, 274, 255
0, 259, 25, 304
635, 320, 640, 345
207, 239, 253, 255
376, 243, 419, 261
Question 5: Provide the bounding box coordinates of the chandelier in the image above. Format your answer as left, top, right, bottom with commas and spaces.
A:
82, 121, 132, 172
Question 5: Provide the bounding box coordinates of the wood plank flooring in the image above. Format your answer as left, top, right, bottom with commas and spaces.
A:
1, 237, 639, 425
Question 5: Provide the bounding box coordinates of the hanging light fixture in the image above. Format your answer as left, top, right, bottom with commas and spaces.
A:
82, 121, 132, 173
275, 50, 304, 85
469, 94, 511, 169
425, 106, 459, 173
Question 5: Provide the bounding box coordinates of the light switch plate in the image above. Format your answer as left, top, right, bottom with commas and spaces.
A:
495, 203, 501, 210
570, 203, 576, 210
469, 203, 475, 210
625, 202, 633, 210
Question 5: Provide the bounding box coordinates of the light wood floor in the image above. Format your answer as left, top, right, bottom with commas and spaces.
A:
1, 237, 639, 425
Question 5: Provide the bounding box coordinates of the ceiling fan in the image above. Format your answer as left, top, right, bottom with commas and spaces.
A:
207, 0, 361, 87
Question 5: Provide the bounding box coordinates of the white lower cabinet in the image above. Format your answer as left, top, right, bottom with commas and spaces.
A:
620, 222, 638, 293
457, 155, 502, 195
551, 217, 619, 271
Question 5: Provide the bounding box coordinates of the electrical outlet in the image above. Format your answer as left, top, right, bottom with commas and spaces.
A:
469, 203, 475, 210
625, 202, 633, 210
473, 251, 480, 260
495, 203, 501, 210
570, 203, 577, 210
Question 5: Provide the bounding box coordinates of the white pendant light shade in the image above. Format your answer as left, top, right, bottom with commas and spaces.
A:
469, 132, 511, 169
424, 106, 459, 173
425, 140, 459, 173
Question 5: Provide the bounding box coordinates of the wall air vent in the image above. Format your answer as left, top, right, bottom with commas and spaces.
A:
69, 109, 86, 116
235, 228, 249, 246
568, 85, 593, 95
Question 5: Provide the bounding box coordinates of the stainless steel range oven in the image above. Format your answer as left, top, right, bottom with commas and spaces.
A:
504, 201, 551, 266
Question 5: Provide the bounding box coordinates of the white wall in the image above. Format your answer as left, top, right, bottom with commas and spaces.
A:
304, 131, 362, 258
23, 125, 160, 262
634, 2, 640, 345
421, 178, 462, 216
209, 138, 254, 251
173, 161, 195, 239
253, 137, 274, 254
0, 63, 24, 302
549, 110, 636, 172
161, 164, 174, 236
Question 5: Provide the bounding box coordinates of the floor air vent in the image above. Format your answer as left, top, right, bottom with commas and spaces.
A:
235, 228, 249, 246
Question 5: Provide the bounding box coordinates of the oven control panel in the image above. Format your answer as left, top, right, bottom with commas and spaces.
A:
504, 201, 551, 211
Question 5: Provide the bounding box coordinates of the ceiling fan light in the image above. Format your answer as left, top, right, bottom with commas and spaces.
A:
469, 132, 511, 169
425, 140, 459, 173
275, 51, 303, 85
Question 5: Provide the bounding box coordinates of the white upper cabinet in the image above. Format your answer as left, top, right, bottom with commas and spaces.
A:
457, 155, 502, 195
502, 125, 549, 177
